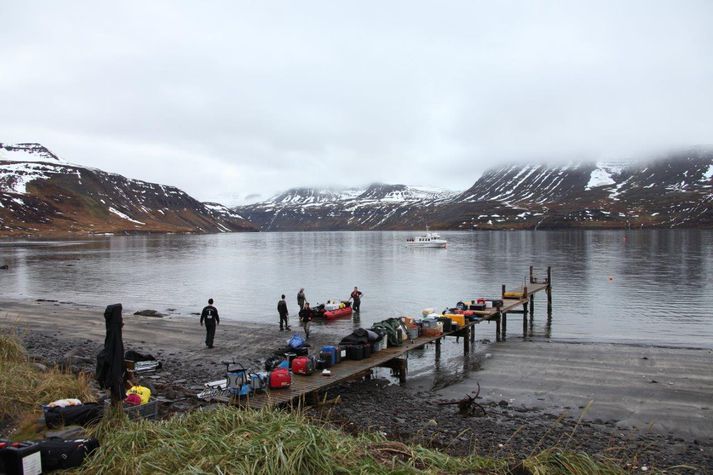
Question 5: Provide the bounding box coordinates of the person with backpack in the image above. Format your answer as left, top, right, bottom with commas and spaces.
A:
350, 286, 363, 312
297, 288, 306, 310
277, 294, 291, 331
299, 302, 313, 339
200, 298, 220, 348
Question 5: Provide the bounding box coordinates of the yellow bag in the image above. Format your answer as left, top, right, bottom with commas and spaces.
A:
126, 385, 151, 405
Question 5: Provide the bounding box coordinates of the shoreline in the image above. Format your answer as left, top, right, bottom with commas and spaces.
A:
1, 299, 712, 469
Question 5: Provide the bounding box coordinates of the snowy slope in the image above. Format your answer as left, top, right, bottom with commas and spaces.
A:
239, 150, 713, 231
0, 142, 255, 236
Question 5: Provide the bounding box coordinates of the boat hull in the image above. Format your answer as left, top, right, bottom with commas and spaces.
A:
323, 307, 353, 320
406, 241, 447, 248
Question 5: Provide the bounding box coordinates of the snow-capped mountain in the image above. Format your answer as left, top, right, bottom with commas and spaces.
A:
237, 184, 458, 231
0, 143, 255, 237
237, 149, 713, 230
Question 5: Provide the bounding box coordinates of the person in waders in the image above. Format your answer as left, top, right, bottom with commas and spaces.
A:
277, 294, 291, 331
299, 302, 313, 339
297, 288, 306, 310
350, 286, 363, 312
200, 298, 219, 348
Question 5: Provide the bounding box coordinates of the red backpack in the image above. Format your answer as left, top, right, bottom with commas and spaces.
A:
269, 368, 291, 389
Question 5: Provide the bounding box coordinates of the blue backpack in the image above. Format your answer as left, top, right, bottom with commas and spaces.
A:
287, 334, 305, 350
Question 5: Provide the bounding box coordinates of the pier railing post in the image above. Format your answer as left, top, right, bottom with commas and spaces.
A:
495, 312, 501, 342
501, 284, 506, 299
435, 337, 441, 360
502, 313, 507, 340
529, 265, 534, 284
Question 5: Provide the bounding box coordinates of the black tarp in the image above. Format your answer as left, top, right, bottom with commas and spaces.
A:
102, 303, 125, 403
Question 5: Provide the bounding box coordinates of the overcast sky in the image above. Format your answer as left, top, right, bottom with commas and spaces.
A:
1, 1, 712, 205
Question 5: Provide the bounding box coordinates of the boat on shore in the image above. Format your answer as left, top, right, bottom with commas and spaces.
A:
406, 228, 447, 248
312, 301, 353, 320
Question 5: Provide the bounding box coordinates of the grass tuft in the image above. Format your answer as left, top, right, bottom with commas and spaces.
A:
522, 448, 626, 475
0, 331, 96, 428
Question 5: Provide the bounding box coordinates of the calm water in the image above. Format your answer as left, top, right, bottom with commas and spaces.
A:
1, 230, 712, 348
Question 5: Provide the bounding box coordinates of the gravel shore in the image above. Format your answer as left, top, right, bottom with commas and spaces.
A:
1, 299, 711, 471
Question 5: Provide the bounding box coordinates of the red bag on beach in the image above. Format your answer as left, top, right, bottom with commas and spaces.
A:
269, 368, 291, 389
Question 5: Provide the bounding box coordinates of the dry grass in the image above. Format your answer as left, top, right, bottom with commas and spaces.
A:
0, 331, 96, 428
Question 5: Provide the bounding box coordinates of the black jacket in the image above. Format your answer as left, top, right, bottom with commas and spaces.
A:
200, 305, 220, 325
299, 307, 312, 323
277, 299, 288, 316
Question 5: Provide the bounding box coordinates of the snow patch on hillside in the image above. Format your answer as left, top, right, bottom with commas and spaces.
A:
586, 163, 623, 190
108, 207, 145, 225
703, 164, 713, 181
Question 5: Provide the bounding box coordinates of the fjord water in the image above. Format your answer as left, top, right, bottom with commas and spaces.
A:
1, 230, 711, 348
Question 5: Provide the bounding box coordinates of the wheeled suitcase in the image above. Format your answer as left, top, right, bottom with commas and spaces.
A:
38, 438, 99, 472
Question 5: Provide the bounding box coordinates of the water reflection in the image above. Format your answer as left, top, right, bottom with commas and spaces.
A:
0, 230, 711, 348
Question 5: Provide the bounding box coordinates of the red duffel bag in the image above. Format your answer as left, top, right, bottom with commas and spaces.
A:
269, 368, 291, 389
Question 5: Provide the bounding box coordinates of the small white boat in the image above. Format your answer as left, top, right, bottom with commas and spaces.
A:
406, 227, 447, 248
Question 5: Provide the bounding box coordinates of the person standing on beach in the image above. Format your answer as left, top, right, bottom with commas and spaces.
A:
350, 286, 363, 312
299, 302, 313, 339
277, 294, 290, 331
297, 288, 306, 310
200, 298, 219, 348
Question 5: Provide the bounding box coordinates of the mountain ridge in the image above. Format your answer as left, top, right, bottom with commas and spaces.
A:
0, 143, 256, 237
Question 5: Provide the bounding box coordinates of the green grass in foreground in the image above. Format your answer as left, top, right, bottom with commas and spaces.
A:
79, 405, 502, 474
77, 406, 629, 475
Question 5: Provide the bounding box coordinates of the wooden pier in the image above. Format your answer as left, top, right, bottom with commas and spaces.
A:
229, 266, 552, 409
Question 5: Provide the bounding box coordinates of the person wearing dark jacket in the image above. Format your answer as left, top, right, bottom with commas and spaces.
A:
277, 294, 291, 331
297, 288, 306, 310
299, 302, 313, 339
350, 286, 363, 312
200, 298, 220, 348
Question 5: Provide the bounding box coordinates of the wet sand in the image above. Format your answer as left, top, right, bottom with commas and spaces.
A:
1, 299, 712, 469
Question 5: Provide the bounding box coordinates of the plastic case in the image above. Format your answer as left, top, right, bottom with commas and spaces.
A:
0, 441, 42, 475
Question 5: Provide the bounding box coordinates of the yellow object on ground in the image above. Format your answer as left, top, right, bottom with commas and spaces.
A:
126, 385, 151, 405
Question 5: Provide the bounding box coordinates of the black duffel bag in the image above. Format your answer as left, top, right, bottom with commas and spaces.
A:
44, 404, 103, 429
38, 437, 100, 471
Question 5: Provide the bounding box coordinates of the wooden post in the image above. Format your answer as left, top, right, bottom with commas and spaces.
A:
529, 265, 534, 283
546, 266, 552, 314
530, 295, 534, 317
435, 336, 441, 360
523, 285, 528, 300
502, 313, 507, 340
502, 284, 506, 299
464, 325, 470, 354
523, 312, 528, 337
399, 359, 407, 385
470, 322, 475, 343
495, 312, 501, 342
523, 301, 528, 320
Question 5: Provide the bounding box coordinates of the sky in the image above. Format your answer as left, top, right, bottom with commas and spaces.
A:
1, 1, 712, 205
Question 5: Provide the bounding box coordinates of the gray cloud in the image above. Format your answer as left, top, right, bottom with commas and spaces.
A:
1, 1, 712, 205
